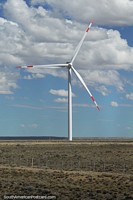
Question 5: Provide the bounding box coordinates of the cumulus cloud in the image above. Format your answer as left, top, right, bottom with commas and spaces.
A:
50, 89, 68, 97
0, 67, 19, 94
126, 93, 133, 100
75, 29, 133, 72
49, 89, 76, 104
49, 89, 76, 103
110, 101, 119, 107
111, 102, 133, 107
77, 70, 124, 92
0, 0, 133, 96
49, 89, 75, 97
31, 0, 133, 26
24, 73, 45, 79
54, 98, 68, 103
95, 85, 109, 96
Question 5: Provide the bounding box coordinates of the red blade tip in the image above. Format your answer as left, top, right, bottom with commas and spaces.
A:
91, 96, 95, 102
86, 19, 94, 32
16, 66, 21, 68
27, 65, 33, 68
97, 106, 100, 111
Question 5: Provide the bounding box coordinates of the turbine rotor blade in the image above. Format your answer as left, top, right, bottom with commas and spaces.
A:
16, 63, 68, 69
71, 66, 100, 110
71, 19, 94, 64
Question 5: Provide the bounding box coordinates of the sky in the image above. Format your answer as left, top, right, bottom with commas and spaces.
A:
0, 0, 133, 138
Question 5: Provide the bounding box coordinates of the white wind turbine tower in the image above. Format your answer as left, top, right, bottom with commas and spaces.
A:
17, 19, 100, 141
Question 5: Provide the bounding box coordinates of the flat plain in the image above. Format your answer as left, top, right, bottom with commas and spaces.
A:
0, 140, 133, 200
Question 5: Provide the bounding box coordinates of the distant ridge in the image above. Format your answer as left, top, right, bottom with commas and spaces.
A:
0, 136, 67, 141
0, 136, 132, 141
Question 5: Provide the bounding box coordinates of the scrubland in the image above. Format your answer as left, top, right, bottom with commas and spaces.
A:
0, 140, 133, 199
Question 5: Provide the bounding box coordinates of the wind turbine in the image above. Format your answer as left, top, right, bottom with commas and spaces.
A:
16, 19, 100, 141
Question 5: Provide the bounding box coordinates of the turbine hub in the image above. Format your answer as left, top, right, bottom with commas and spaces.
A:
66, 62, 72, 69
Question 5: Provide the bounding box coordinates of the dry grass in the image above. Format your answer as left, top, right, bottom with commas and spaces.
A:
1, 165, 133, 199
0, 140, 133, 199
